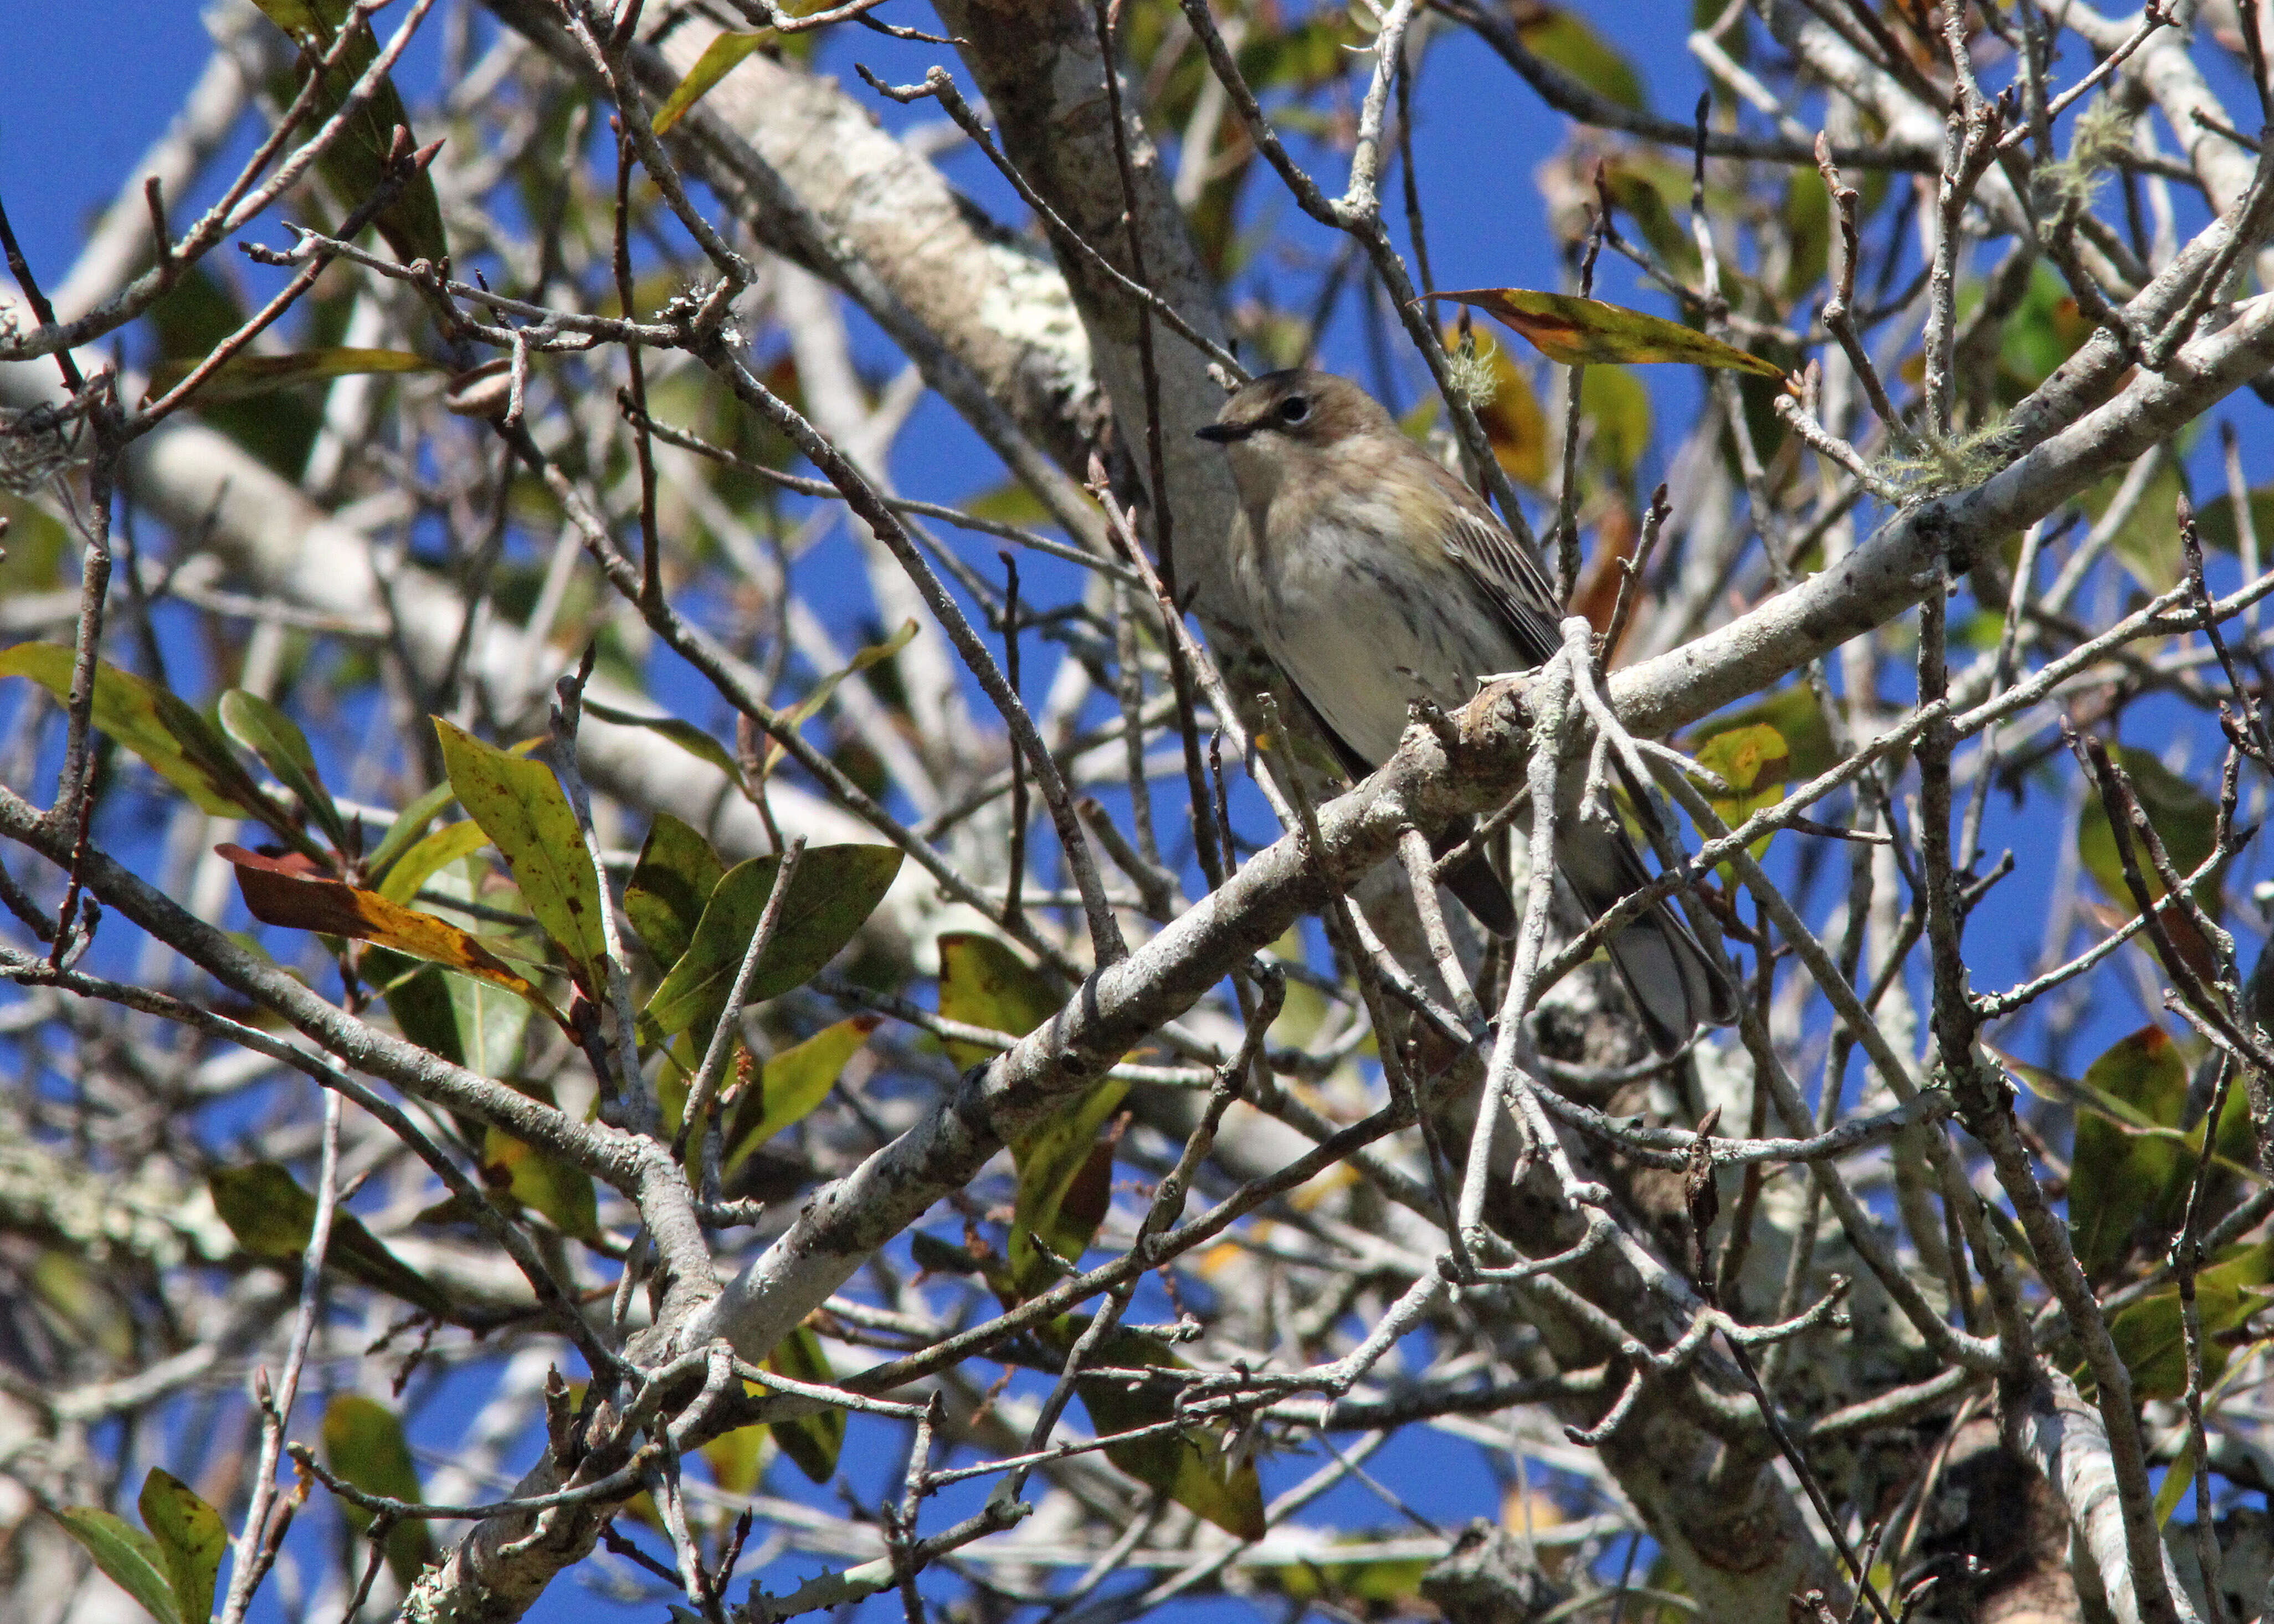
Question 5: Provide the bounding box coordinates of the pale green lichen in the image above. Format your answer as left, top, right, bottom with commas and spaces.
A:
1441, 330, 1501, 414
402, 1564, 480, 1624
977, 240, 1092, 397
2034, 95, 2134, 218
1871, 418, 2014, 501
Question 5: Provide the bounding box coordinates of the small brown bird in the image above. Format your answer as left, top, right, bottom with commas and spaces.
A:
1198, 368, 1735, 1052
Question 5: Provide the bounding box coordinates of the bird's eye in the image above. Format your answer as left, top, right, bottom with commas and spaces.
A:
1277, 395, 1311, 424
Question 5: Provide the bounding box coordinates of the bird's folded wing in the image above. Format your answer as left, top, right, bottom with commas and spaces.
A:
1436, 505, 1563, 667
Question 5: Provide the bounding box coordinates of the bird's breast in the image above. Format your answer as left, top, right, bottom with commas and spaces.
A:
1231, 507, 1524, 767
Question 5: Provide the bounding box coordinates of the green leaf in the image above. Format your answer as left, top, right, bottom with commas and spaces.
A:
581, 697, 746, 791
29, 1250, 131, 1361
937, 933, 1127, 1292
723, 1015, 879, 1171
758, 619, 921, 784
2155, 1450, 2197, 1525
403, 967, 526, 1072
321, 1394, 435, 1585
443, 968, 531, 1077
434, 718, 608, 990
1580, 364, 1652, 482
936, 932, 1060, 1071
364, 780, 455, 881
625, 813, 727, 970
50, 1507, 181, 1624
148, 265, 324, 475
0, 493, 70, 597
639, 845, 903, 1046
147, 347, 440, 406
219, 688, 348, 847
1598, 153, 1702, 280
2076, 744, 2223, 934
246, 1, 448, 265
2105, 1239, 2274, 1400
1780, 167, 1831, 302
482, 1126, 599, 1241
923, 949, 1117, 1332
651, 30, 775, 135
1253, 1548, 1433, 1605
959, 481, 1055, 528
2193, 484, 2274, 558
766, 1326, 845, 1483
0, 643, 272, 820
137, 1469, 225, 1624
376, 955, 466, 1063
372, 859, 533, 1075
207, 1162, 451, 1317
2208, 1052, 2259, 1175
2069, 1025, 2190, 1281
373, 818, 494, 906
1239, 12, 1362, 91
702, 1421, 770, 1498
738, 1558, 897, 1618
1516, 4, 1646, 112
1995, 264, 2093, 396
2080, 457, 2188, 595
910, 1231, 983, 1276
654, 1030, 704, 1137
1009, 1091, 1125, 1296
1076, 1328, 1265, 1539
1438, 289, 1785, 376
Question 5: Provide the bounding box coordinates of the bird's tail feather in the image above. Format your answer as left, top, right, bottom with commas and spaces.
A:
1425, 815, 1732, 1055
1600, 907, 1733, 1055
1559, 824, 1737, 1056
1434, 818, 1517, 938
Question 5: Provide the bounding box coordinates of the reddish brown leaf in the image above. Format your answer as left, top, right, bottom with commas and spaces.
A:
218, 844, 564, 1027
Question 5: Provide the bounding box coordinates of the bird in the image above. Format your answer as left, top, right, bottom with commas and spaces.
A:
1196, 368, 1736, 1053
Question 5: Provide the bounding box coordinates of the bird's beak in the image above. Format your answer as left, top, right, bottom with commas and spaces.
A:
1195, 421, 1251, 444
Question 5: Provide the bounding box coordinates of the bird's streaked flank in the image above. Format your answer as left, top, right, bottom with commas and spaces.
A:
1199, 368, 1736, 1053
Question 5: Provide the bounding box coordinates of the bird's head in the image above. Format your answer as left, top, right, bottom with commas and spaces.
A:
1197, 369, 1394, 451
1195, 370, 1398, 510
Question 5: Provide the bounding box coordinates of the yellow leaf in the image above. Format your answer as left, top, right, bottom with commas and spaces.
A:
1690, 723, 1788, 870
723, 1015, 879, 1169
653, 32, 774, 136
1438, 288, 1785, 377
936, 932, 1059, 1070
760, 619, 920, 783
146, 348, 438, 405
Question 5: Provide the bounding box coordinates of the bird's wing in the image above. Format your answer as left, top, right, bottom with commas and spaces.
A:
1291, 683, 1376, 783
1435, 500, 1564, 668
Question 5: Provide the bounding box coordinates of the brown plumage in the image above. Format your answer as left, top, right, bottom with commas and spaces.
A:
1198, 369, 1736, 1053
